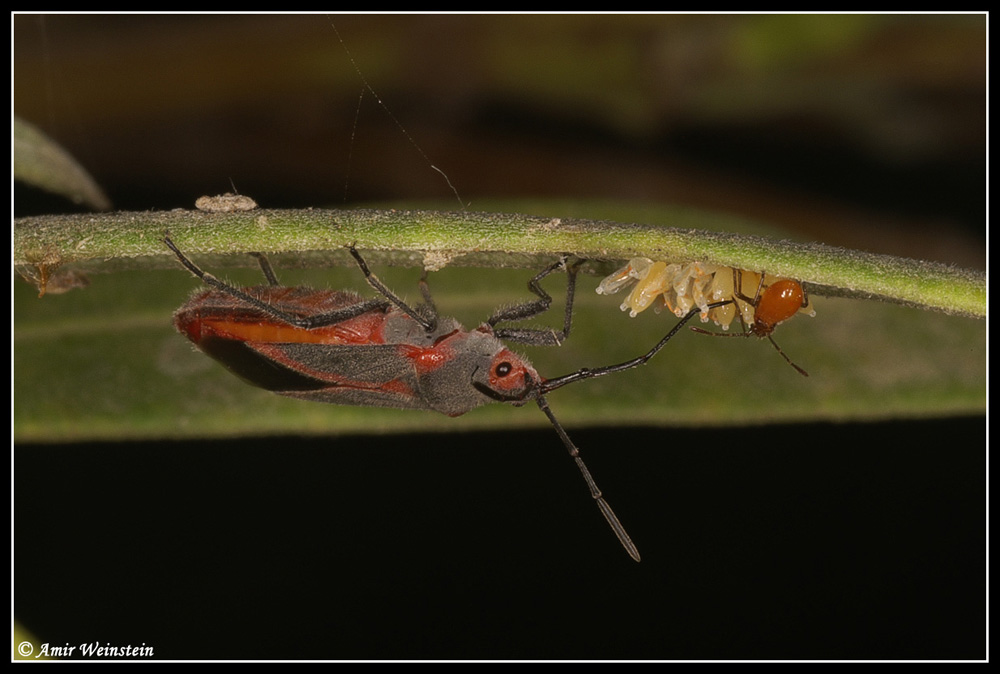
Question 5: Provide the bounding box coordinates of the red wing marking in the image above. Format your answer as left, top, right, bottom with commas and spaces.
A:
177, 298, 389, 346
194, 317, 381, 344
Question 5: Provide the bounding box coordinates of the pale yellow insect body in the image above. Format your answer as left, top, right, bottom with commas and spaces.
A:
596, 260, 815, 329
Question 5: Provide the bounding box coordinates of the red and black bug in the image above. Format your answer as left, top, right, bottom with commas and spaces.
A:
691, 267, 810, 376
165, 236, 723, 562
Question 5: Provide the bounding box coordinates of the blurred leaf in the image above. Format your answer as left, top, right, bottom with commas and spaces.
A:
13, 116, 112, 212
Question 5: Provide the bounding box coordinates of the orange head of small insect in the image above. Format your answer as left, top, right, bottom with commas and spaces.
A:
690, 271, 809, 377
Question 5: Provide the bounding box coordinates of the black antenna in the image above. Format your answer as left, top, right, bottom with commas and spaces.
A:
536, 394, 641, 563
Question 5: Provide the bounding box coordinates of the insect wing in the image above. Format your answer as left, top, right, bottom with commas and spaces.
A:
165, 237, 646, 560
250, 341, 432, 409
174, 286, 434, 408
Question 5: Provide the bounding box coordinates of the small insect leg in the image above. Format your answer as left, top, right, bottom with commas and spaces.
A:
727, 268, 761, 334
491, 257, 581, 347
767, 336, 810, 377
536, 393, 641, 562
732, 268, 765, 307
690, 323, 742, 338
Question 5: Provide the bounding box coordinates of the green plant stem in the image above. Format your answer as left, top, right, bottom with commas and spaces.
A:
13, 208, 985, 318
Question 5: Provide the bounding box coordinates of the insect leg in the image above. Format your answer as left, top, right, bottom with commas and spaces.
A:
766, 337, 809, 376
535, 393, 640, 562
726, 268, 759, 334
689, 323, 748, 338
417, 269, 438, 321
248, 252, 280, 286
490, 257, 581, 347
347, 245, 437, 332
689, 312, 809, 377
732, 267, 765, 307
688, 293, 752, 338
165, 235, 389, 329
540, 300, 731, 394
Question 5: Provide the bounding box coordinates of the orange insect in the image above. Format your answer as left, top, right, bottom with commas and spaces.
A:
690, 268, 810, 376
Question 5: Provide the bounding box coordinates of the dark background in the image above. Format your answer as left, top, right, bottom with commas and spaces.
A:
13, 14, 986, 265
14, 421, 986, 660
14, 14, 985, 660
